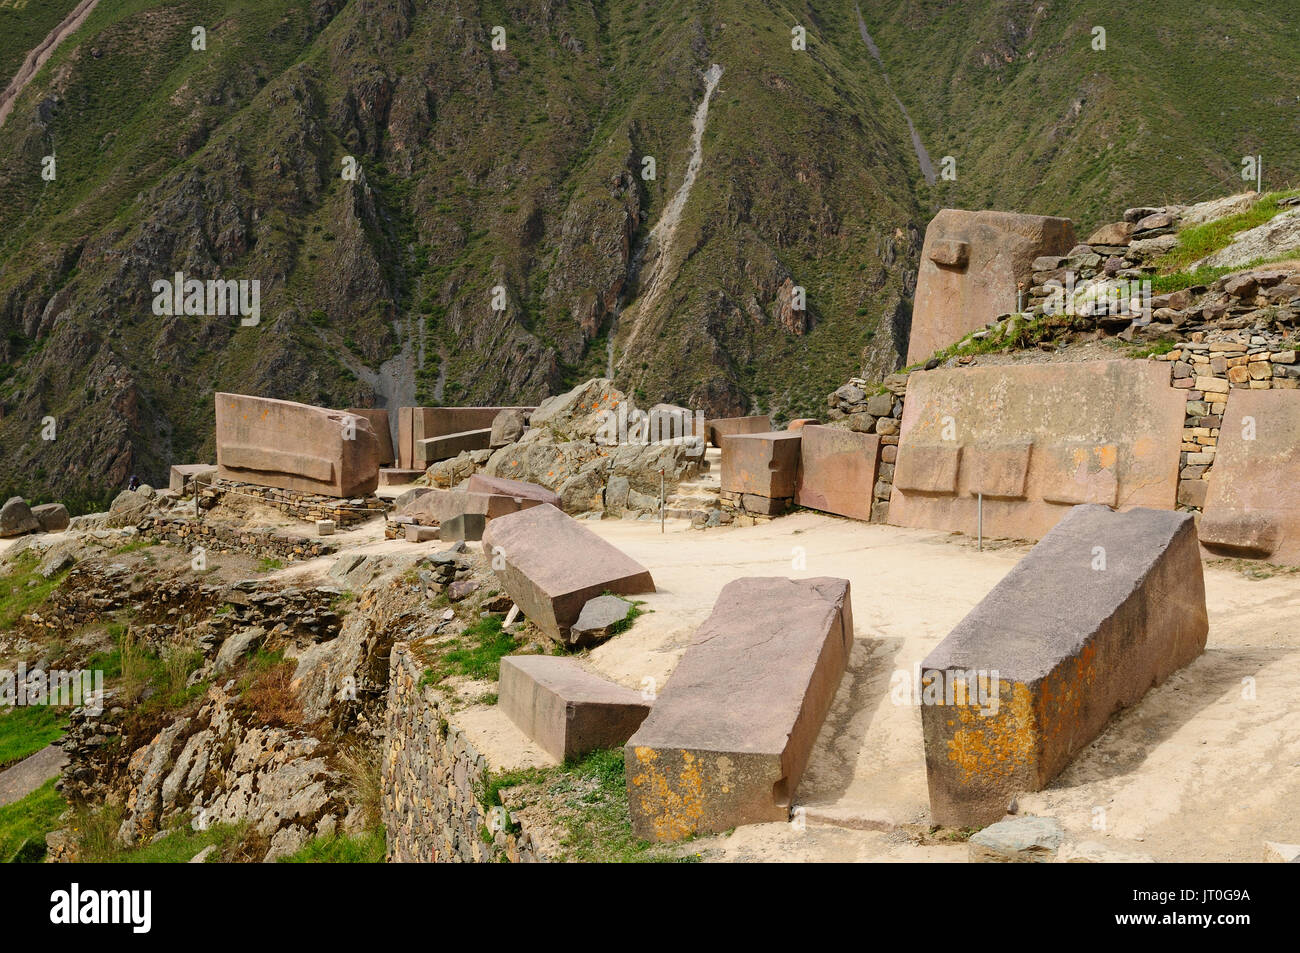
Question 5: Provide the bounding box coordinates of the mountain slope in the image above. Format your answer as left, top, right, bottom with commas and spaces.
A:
0, 0, 1297, 501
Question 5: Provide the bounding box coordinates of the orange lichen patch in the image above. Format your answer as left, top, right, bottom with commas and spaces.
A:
628, 746, 706, 842
1096, 444, 1118, 470
945, 680, 1036, 784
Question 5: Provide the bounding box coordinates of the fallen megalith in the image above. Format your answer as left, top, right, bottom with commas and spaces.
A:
795, 425, 880, 522
481, 504, 655, 644
466, 473, 562, 509
625, 576, 853, 841
215, 393, 381, 497
907, 208, 1075, 364
499, 656, 651, 762
1199, 389, 1300, 564
890, 360, 1185, 541
920, 505, 1207, 827
720, 430, 801, 515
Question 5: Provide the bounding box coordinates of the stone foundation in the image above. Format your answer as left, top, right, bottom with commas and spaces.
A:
382, 645, 547, 863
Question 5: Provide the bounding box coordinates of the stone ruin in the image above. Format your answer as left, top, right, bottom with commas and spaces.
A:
1199, 388, 1300, 563
480, 503, 656, 645
888, 360, 1186, 541
215, 392, 381, 497
624, 576, 853, 841
919, 504, 1207, 827
397, 406, 536, 469
907, 209, 1076, 364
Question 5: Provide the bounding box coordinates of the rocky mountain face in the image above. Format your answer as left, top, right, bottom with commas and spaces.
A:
0, 0, 1297, 502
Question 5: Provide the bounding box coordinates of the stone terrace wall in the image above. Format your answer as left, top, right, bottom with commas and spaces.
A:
823, 372, 909, 522
1151, 339, 1298, 511
382, 644, 547, 863
138, 515, 339, 561
200, 478, 387, 527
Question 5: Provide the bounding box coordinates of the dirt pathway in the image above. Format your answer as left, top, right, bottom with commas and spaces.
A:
0, 743, 67, 808
0, 0, 101, 130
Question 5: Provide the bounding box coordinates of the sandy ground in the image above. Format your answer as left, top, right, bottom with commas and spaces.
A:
8, 498, 1295, 861
569, 513, 1300, 862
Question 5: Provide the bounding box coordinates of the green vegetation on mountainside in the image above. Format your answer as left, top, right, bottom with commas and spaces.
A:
0, 1, 1297, 498
862, 0, 1300, 233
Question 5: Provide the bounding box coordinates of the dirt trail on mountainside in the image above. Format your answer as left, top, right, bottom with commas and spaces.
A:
0, 0, 101, 130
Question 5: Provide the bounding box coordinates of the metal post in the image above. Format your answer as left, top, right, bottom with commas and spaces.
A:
660, 469, 665, 534
977, 492, 983, 552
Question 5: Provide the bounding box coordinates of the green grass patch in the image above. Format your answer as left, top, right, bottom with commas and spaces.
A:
257, 557, 285, 572
0, 705, 68, 769
0, 778, 67, 863
0, 551, 70, 630
1155, 190, 1300, 271
421, 616, 520, 686
113, 539, 154, 555
278, 828, 387, 863
75, 807, 246, 863
481, 748, 697, 863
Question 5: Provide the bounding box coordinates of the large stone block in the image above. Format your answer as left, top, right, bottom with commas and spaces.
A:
1199, 389, 1300, 564
907, 209, 1076, 363
414, 428, 492, 464
706, 415, 772, 448
720, 431, 801, 500
920, 505, 1207, 827
889, 361, 1185, 541
168, 464, 217, 494
345, 408, 395, 466
794, 425, 881, 521
397, 407, 535, 469
466, 474, 562, 509
480, 504, 655, 643
499, 656, 651, 762
394, 487, 541, 525
625, 576, 853, 841
215, 393, 380, 497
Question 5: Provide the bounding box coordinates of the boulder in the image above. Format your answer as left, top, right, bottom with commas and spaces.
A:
415, 428, 492, 465
920, 505, 1208, 827
968, 816, 1063, 863
1200, 389, 1300, 564
168, 464, 217, 494
473, 473, 564, 509
345, 408, 395, 466
706, 416, 772, 448
0, 497, 40, 537
625, 576, 853, 841
106, 489, 156, 528
499, 656, 651, 762
489, 408, 527, 448
30, 503, 70, 533
721, 431, 802, 501
569, 594, 635, 647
